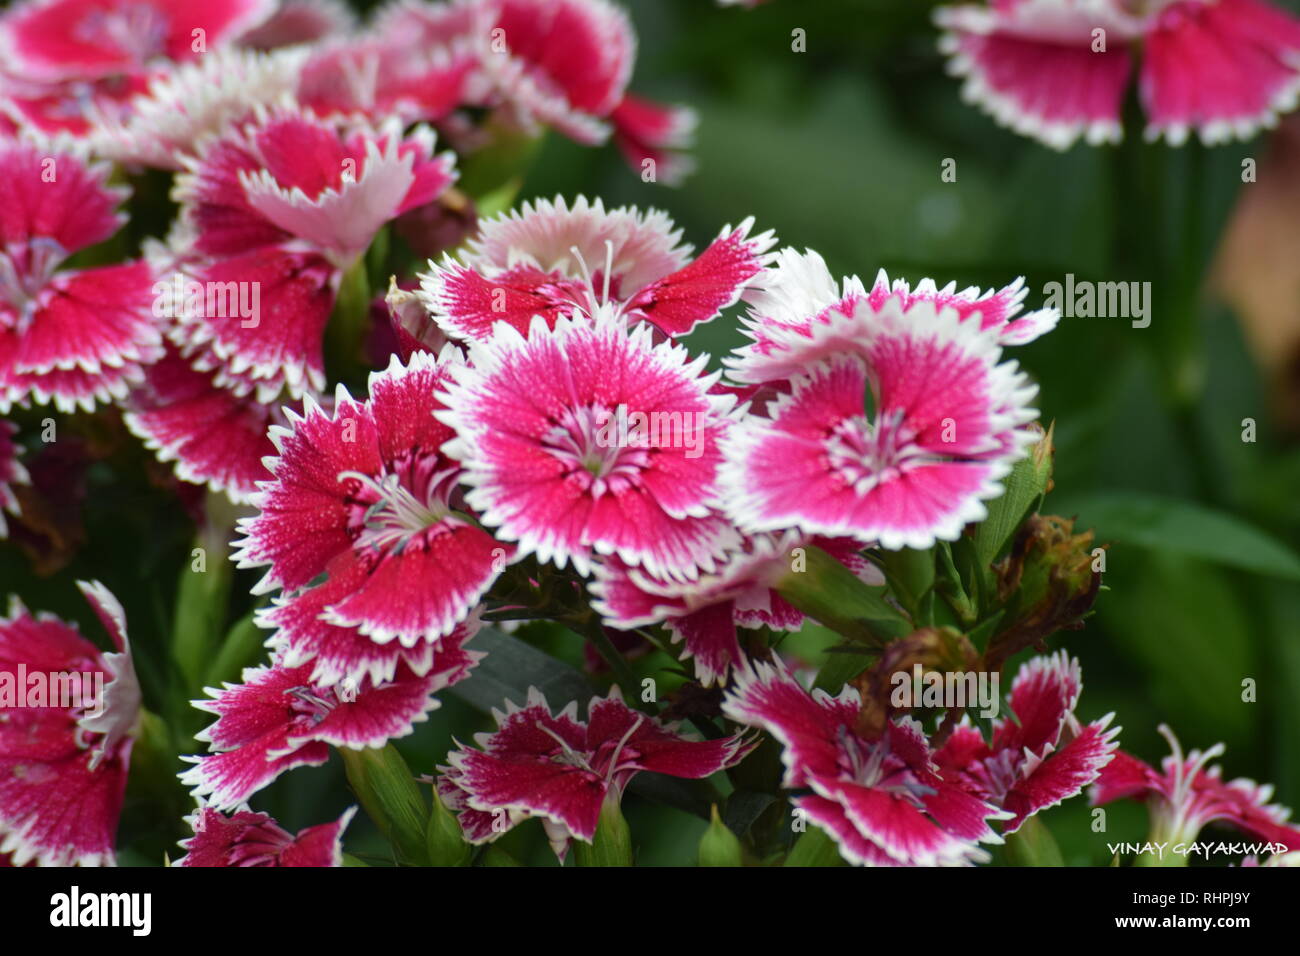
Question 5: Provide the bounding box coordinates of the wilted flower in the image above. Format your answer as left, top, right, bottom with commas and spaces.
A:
0, 581, 140, 866
438, 687, 753, 857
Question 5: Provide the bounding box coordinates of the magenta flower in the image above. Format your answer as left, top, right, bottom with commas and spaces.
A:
297, 35, 475, 126
933, 652, 1120, 832
0, 140, 161, 413
935, 0, 1300, 149
182, 620, 479, 810
177, 806, 355, 867
124, 343, 288, 503
170, 106, 455, 399
417, 196, 773, 342
0, 419, 27, 537
0, 581, 140, 867
722, 297, 1040, 550
1091, 724, 1300, 853
0, 0, 274, 82
591, 534, 882, 686
438, 687, 754, 856
438, 311, 738, 580
234, 351, 512, 653
722, 661, 1008, 866
728, 249, 1056, 386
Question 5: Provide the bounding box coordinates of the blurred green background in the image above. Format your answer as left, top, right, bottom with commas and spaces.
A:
4, 0, 1299, 866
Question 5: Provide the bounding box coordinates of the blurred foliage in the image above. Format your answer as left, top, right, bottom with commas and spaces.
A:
5, 0, 1300, 866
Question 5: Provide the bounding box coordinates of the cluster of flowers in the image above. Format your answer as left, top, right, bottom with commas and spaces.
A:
2, 0, 1299, 869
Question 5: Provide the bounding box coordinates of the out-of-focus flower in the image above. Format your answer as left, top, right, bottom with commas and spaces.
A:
95, 47, 306, 169
239, 0, 355, 50
0, 581, 140, 866
721, 298, 1040, 551
0, 139, 161, 413
169, 106, 456, 400
0, 419, 27, 537
177, 805, 355, 867
0, 0, 275, 82
438, 686, 753, 857
235, 351, 510, 655
438, 311, 738, 579
934, 651, 1119, 832
416, 196, 774, 342
181, 620, 479, 809
935, 0, 1300, 149
722, 660, 1008, 866
1091, 723, 1300, 853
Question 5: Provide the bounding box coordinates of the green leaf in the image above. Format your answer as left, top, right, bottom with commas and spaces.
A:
340, 745, 429, 866
1063, 492, 1300, 580
973, 422, 1054, 567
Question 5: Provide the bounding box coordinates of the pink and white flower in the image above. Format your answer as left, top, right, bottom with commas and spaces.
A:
591, 534, 881, 686
1091, 723, 1300, 852
0, 0, 276, 82
0, 139, 161, 413
297, 35, 475, 126
95, 47, 306, 169
934, 652, 1120, 832
438, 311, 738, 579
170, 106, 456, 399
177, 805, 355, 867
239, 0, 355, 50
0, 581, 140, 867
722, 297, 1040, 550
935, 0, 1300, 149
610, 94, 697, 187
234, 350, 511, 653
418, 196, 774, 341
181, 624, 480, 810
438, 686, 753, 855
0, 419, 27, 537
722, 660, 1009, 866
728, 249, 1056, 386
123, 343, 288, 503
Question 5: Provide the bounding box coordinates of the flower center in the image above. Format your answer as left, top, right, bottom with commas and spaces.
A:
76, 3, 171, 66
542, 405, 650, 498
0, 239, 66, 330
825, 409, 920, 494
338, 452, 459, 556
